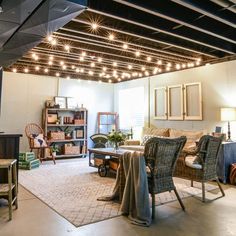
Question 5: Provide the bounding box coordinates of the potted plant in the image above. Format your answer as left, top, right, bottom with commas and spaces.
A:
64, 127, 72, 139
51, 145, 59, 157
107, 130, 126, 150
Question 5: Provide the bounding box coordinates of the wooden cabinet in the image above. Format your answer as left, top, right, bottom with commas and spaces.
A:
97, 112, 118, 134
43, 108, 88, 158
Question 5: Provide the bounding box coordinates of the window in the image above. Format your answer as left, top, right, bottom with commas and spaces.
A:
118, 87, 144, 139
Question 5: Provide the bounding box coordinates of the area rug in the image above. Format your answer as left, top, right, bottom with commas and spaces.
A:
19, 159, 217, 227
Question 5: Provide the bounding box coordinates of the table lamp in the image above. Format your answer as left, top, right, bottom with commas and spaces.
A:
221, 108, 236, 141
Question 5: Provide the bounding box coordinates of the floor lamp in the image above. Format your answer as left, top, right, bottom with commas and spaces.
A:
221, 108, 236, 142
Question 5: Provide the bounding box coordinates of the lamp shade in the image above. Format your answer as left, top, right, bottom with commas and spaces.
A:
221, 108, 236, 121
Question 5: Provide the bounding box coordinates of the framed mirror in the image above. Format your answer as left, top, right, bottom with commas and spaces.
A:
153, 87, 167, 120
183, 82, 202, 120
168, 84, 184, 120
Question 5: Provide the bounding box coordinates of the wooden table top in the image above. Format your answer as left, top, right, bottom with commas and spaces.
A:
0, 159, 17, 168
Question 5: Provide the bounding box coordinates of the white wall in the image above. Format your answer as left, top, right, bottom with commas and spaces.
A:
114, 60, 236, 138
0, 72, 114, 151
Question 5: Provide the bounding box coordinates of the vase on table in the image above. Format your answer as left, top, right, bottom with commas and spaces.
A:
113, 142, 119, 151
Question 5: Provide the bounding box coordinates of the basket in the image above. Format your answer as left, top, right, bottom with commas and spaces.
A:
49, 131, 65, 140
63, 144, 80, 155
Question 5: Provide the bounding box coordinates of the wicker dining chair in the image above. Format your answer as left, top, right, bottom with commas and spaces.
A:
25, 123, 55, 164
174, 135, 225, 202
144, 136, 187, 219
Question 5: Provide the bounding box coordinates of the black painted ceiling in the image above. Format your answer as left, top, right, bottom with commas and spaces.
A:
2, 0, 236, 83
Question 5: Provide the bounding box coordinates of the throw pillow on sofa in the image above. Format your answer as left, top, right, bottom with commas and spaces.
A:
142, 127, 169, 137
141, 134, 155, 146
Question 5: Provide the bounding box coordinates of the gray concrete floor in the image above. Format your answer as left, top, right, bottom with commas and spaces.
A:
0, 183, 236, 236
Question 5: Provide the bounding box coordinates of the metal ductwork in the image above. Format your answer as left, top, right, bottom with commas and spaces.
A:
0, 0, 88, 67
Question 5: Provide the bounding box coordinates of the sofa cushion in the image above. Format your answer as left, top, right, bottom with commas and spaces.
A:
169, 128, 206, 148
185, 155, 202, 169
142, 127, 169, 137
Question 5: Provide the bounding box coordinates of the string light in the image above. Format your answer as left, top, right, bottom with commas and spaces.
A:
51, 39, 57, 46
196, 61, 200, 66
64, 45, 70, 51
113, 62, 117, 67
24, 68, 29, 73
103, 67, 107, 71
81, 51, 86, 57
97, 57, 102, 62
48, 61, 53, 65
139, 73, 142, 77
167, 62, 172, 67
79, 56, 84, 61
135, 51, 140, 57
60, 61, 64, 66
49, 56, 54, 60
71, 65, 75, 69
91, 62, 95, 67
128, 65, 132, 70
35, 66, 40, 71
145, 71, 149, 76
80, 68, 84, 73
141, 66, 146, 71
153, 67, 158, 74
166, 67, 170, 71
176, 64, 181, 70
157, 60, 162, 65
158, 68, 162, 73
75, 68, 80, 73
99, 80, 102, 83
62, 65, 67, 70
66, 76, 70, 80
47, 35, 53, 42
44, 68, 49, 73
12, 68, 17, 73
123, 43, 128, 49
91, 23, 98, 30
55, 72, 60, 77
182, 64, 186, 68
88, 71, 94, 76
147, 56, 152, 62
118, 78, 121, 82
108, 79, 112, 83
108, 33, 115, 41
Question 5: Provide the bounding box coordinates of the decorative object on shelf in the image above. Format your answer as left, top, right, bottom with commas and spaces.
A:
66, 97, 77, 109
107, 130, 126, 150
48, 131, 65, 140
64, 127, 72, 139
221, 107, 236, 142
63, 143, 80, 155
50, 145, 59, 157
54, 96, 66, 109
45, 100, 55, 108
76, 129, 84, 138
47, 114, 58, 124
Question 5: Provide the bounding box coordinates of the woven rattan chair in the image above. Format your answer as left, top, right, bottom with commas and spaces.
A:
174, 135, 225, 202
25, 123, 55, 164
144, 136, 187, 219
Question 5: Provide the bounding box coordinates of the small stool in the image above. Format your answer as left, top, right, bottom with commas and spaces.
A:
0, 159, 18, 220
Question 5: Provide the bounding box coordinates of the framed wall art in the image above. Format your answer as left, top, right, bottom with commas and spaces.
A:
168, 84, 184, 120
153, 87, 167, 120
54, 96, 66, 109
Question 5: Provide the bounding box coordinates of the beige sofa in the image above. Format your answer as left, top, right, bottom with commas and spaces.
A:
120, 126, 206, 152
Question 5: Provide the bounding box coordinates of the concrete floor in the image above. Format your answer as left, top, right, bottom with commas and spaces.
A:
1, 183, 236, 236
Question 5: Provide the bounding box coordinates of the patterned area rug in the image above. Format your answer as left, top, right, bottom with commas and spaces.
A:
19, 159, 217, 227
